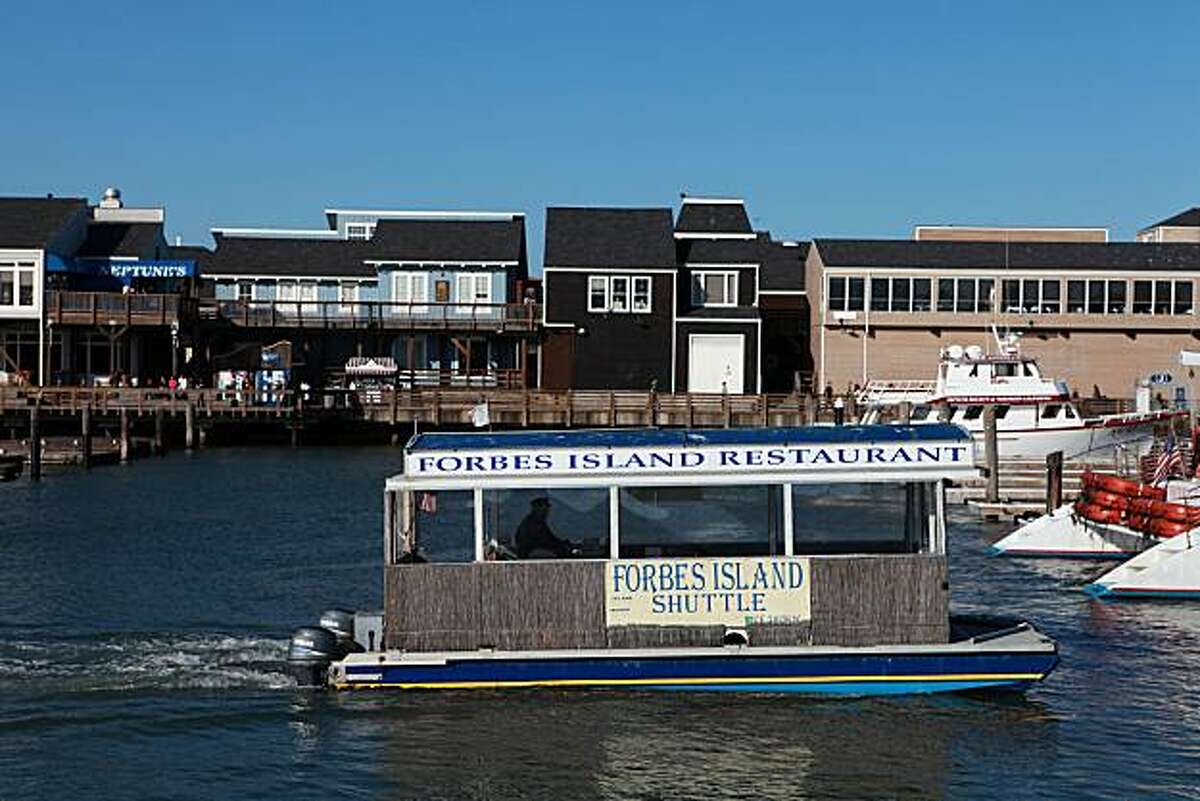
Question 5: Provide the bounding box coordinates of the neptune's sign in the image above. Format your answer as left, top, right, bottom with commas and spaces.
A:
105, 260, 196, 279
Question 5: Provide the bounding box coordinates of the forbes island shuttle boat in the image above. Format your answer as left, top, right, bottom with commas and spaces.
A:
289, 425, 1058, 695
859, 336, 1176, 461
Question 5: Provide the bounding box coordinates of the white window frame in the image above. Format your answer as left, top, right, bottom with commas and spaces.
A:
338, 281, 359, 314
588, 276, 610, 312
610, 276, 630, 313
251, 280, 274, 302
392, 272, 429, 313
631, 275, 652, 313
346, 223, 374, 241
299, 280, 318, 314
455, 272, 491, 314
693, 270, 738, 308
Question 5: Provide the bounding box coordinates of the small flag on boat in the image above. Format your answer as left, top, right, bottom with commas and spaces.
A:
470, 401, 490, 428
1152, 430, 1183, 485
418, 492, 438, 514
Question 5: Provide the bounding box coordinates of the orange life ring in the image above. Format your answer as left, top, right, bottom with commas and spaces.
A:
1082, 471, 1165, 500
1085, 490, 1131, 510
1074, 502, 1126, 525
1148, 518, 1192, 538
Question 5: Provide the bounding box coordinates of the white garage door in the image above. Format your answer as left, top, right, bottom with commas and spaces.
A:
688, 334, 745, 393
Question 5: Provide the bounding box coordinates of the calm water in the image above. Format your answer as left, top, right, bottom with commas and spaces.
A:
2, 449, 1199, 800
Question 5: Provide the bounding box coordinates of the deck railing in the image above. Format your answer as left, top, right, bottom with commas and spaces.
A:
200, 299, 542, 332
46, 291, 192, 326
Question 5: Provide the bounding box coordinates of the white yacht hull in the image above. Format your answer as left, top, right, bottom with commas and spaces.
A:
1084, 529, 1200, 599
989, 503, 1158, 559
967, 413, 1170, 461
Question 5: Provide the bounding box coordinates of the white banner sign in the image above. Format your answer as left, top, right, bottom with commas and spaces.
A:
605, 557, 812, 627
405, 441, 971, 479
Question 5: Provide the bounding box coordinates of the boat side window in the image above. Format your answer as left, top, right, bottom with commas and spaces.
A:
994, 404, 1009, 419
1023, 362, 1037, 377
910, 404, 931, 421
617, 484, 784, 559
1064, 405, 1078, 419
792, 482, 926, 555
1041, 404, 1062, 419
409, 490, 475, 563
483, 488, 609, 560
963, 405, 984, 421
995, 362, 1017, 377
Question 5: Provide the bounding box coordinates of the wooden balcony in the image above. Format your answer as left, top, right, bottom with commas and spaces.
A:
47, 291, 192, 327
202, 299, 542, 333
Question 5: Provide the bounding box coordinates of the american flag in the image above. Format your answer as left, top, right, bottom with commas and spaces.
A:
1152, 430, 1183, 485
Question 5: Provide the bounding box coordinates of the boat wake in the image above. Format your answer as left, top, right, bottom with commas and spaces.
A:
0, 631, 296, 694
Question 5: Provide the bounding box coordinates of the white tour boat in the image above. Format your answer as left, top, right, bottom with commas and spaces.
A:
859, 333, 1177, 460
989, 502, 1158, 559
1084, 528, 1200, 599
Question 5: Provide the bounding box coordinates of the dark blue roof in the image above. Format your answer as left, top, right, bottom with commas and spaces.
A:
407, 425, 969, 452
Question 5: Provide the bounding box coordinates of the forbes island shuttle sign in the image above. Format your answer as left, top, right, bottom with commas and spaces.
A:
606, 557, 812, 627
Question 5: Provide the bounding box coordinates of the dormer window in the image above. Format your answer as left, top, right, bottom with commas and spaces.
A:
693, 271, 738, 307
346, 223, 374, 240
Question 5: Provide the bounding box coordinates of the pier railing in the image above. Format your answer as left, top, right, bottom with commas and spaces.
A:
199, 299, 542, 332
46, 291, 194, 327
0, 386, 827, 428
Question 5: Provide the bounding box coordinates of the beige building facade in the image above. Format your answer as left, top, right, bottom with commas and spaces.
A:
806, 238, 1200, 401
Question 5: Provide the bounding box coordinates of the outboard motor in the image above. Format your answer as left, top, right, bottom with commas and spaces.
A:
287, 626, 339, 688
319, 609, 365, 659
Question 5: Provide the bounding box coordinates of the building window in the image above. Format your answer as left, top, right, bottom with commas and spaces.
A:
392, 272, 429, 312
978, 278, 994, 312
1069, 279, 1127, 314
346, 223, 374, 240
631, 276, 652, 312
827, 276, 846, 311
1133, 280, 1193, 315
1041, 280, 1060, 313
937, 279, 955, 312
0, 270, 12, 305
693, 271, 738, 307
912, 278, 931, 311
455, 272, 491, 311
237, 281, 252, 303
870, 278, 889, 311
588, 276, 609, 312
610, 276, 630, 312
892, 277, 911, 312
1001, 278, 1059, 314
847, 277, 864, 311
1108, 280, 1127, 313
339, 281, 359, 312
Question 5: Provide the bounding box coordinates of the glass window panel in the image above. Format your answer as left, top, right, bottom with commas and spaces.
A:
847, 277, 865, 311
618, 485, 783, 558
588, 276, 608, 311
892, 278, 911, 312
791, 483, 923, 555
412, 490, 475, 563
1133, 280, 1152, 314
1067, 280, 1086, 313
1086, 281, 1104, 314
955, 278, 975, 312
1174, 281, 1193, 315
611, 277, 630, 312
632, 276, 651, 312
937, 279, 955, 312
1022, 280, 1040, 313
483, 488, 609, 560
870, 278, 889, 311
1154, 280, 1172, 314
1041, 280, 1060, 313
0, 271, 12, 305
912, 279, 931, 311
1107, 281, 1126, 314
827, 276, 846, 311
1002, 279, 1020, 313
977, 278, 993, 312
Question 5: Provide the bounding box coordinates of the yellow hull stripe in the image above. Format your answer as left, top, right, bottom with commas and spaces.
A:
331, 672, 1046, 691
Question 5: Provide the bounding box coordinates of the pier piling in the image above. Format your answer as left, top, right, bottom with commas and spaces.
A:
29, 404, 41, 480
1046, 451, 1064, 513
81, 404, 92, 469
983, 405, 999, 503
154, 409, 165, 455
119, 409, 130, 462
185, 402, 195, 450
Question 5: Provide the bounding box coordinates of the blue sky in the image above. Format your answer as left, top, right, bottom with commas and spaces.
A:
2, 1, 1197, 268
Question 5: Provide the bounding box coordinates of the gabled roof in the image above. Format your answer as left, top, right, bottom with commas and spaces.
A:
1141, 208, 1200, 231
760, 240, 809, 291
813, 239, 1200, 272
367, 217, 525, 263
675, 198, 752, 234
77, 222, 163, 258
206, 235, 374, 277
167, 244, 212, 270
545, 207, 676, 269
677, 233, 767, 264
0, 197, 87, 249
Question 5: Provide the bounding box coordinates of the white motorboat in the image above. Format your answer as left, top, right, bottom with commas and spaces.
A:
989, 502, 1158, 559
859, 332, 1178, 460
1084, 529, 1200, 599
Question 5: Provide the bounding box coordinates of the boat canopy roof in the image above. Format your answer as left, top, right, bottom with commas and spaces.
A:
390, 424, 976, 490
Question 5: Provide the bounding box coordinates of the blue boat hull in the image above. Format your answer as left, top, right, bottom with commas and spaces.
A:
334, 646, 1058, 696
